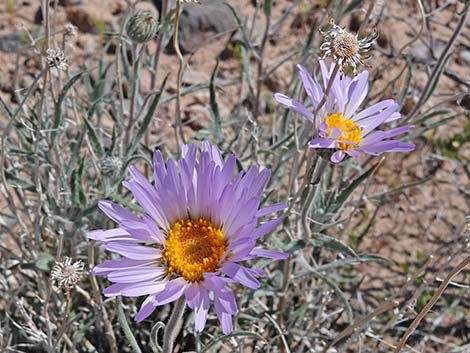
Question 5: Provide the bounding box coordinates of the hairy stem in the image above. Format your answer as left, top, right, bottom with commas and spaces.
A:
162, 297, 186, 353
173, 0, 186, 150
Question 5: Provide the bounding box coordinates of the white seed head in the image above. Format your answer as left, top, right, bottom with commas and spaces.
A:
65, 23, 78, 37
46, 48, 68, 71
50, 257, 85, 290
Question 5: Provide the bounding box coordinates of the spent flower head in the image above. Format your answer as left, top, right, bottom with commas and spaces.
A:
46, 48, 68, 71
275, 61, 415, 163
50, 257, 85, 290
88, 142, 287, 334
100, 156, 124, 177
320, 20, 377, 74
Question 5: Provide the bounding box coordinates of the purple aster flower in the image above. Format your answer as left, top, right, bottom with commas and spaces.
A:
88, 142, 287, 334
274, 60, 415, 163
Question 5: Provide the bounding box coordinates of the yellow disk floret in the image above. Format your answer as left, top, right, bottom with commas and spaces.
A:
325, 112, 362, 150
162, 218, 227, 282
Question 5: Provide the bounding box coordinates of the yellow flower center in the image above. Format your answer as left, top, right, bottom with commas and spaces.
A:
325, 112, 362, 150
162, 218, 227, 282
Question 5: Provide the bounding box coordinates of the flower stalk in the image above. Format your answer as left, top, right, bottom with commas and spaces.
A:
173, 0, 186, 148
162, 297, 186, 353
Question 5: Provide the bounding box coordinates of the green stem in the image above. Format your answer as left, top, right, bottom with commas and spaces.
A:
117, 297, 143, 353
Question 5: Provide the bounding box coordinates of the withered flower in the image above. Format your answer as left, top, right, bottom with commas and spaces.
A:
320, 20, 377, 74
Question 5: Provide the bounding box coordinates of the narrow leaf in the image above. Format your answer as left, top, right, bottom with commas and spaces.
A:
51, 71, 84, 145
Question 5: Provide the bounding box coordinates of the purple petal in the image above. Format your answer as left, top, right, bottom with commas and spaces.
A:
345, 149, 363, 158
123, 180, 169, 230
194, 289, 210, 332
359, 103, 400, 135
135, 295, 157, 322
274, 93, 313, 122
221, 262, 260, 289
185, 283, 202, 309
308, 137, 337, 149
214, 287, 237, 314
153, 278, 188, 306
107, 266, 165, 283
361, 125, 414, 144
329, 127, 342, 139
318, 122, 328, 136
119, 220, 163, 243
227, 238, 256, 262
344, 71, 369, 118
213, 287, 237, 334
91, 258, 156, 275
102, 242, 161, 260
352, 99, 395, 122
87, 228, 136, 243
201, 273, 227, 291
98, 200, 139, 224
330, 150, 345, 163
121, 281, 167, 297
186, 283, 211, 332
361, 140, 415, 155
297, 64, 323, 107
256, 203, 287, 218
103, 283, 128, 297
251, 218, 283, 239
202, 141, 224, 168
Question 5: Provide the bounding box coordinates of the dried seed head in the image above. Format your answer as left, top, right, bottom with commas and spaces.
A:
50, 257, 85, 290
320, 20, 377, 74
46, 48, 68, 71
331, 31, 360, 60
100, 156, 124, 176
126, 11, 159, 44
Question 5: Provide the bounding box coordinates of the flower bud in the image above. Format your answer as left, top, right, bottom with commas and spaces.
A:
126, 11, 158, 44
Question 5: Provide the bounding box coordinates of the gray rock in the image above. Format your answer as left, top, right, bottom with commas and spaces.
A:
0, 32, 28, 53
459, 50, 470, 66
153, 0, 239, 54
